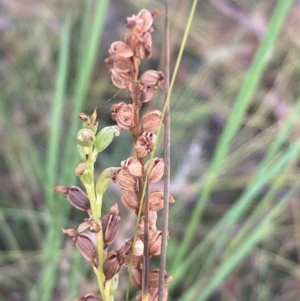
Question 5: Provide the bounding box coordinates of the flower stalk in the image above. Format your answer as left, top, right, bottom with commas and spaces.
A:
53, 8, 173, 301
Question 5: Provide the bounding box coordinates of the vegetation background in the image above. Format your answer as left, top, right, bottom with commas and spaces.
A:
1, 0, 300, 300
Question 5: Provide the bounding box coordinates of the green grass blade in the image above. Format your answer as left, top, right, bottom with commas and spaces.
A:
39, 15, 71, 301
172, 0, 294, 270
62, 0, 109, 183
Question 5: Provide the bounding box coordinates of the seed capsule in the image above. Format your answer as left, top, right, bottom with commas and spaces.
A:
141, 110, 162, 132
134, 132, 156, 158
116, 168, 136, 190
62, 228, 97, 267
103, 250, 121, 282
138, 85, 156, 104
121, 189, 139, 211
130, 267, 142, 289
139, 70, 164, 88
121, 157, 142, 177
144, 158, 164, 183
147, 229, 162, 256
53, 185, 90, 211
111, 102, 135, 130
102, 204, 120, 248
138, 211, 157, 234
109, 41, 134, 58
149, 190, 175, 211
110, 68, 131, 90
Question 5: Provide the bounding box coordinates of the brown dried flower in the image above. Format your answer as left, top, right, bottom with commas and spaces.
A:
78, 218, 101, 233
134, 132, 156, 158
138, 85, 157, 104
78, 107, 98, 132
126, 9, 154, 33
111, 102, 135, 130
110, 68, 131, 90
139, 70, 164, 89
109, 41, 134, 59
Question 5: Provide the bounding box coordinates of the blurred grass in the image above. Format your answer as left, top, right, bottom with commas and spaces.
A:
1, 0, 300, 300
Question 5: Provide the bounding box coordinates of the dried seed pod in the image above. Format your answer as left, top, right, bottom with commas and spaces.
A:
121, 189, 139, 211
138, 211, 157, 234
148, 274, 172, 301
148, 269, 172, 288
111, 102, 135, 129
124, 252, 142, 268
121, 157, 142, 177
102, 204, 120, 248
116, 168, 136, 190
139, 70, 164, 88
126, 9, 154, 33
53, 185, 90, 211
141, 110, 162, 132
62, 228, 97, 267
148, 269, 160, 288
144, 158, 164, 183
149, 211, 158, 229
147, 229, 162, 256
134, 132, 156, 158
138, 85, 156, 104
109, 41, 134, 58
142, 31, 152, 58
149, 190, 175, 211
113, 57, 133, 73
130, 267, 142, 289
103, 250, 121, 282
110, 68, 131, 90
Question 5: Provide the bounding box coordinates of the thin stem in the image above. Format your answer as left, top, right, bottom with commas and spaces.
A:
84, 160, 110, 301
142, 180, 149, 301
158, 0, 170, 300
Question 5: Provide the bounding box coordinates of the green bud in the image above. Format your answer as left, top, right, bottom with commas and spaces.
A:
96, 168, 114, 197
77, 129, 95, 147
94, 127, 114, 153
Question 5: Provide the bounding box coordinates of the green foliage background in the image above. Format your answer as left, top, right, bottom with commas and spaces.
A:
1, 0, 300, 300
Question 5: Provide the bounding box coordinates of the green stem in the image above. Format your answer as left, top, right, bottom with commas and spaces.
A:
84, 160, 111, 301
